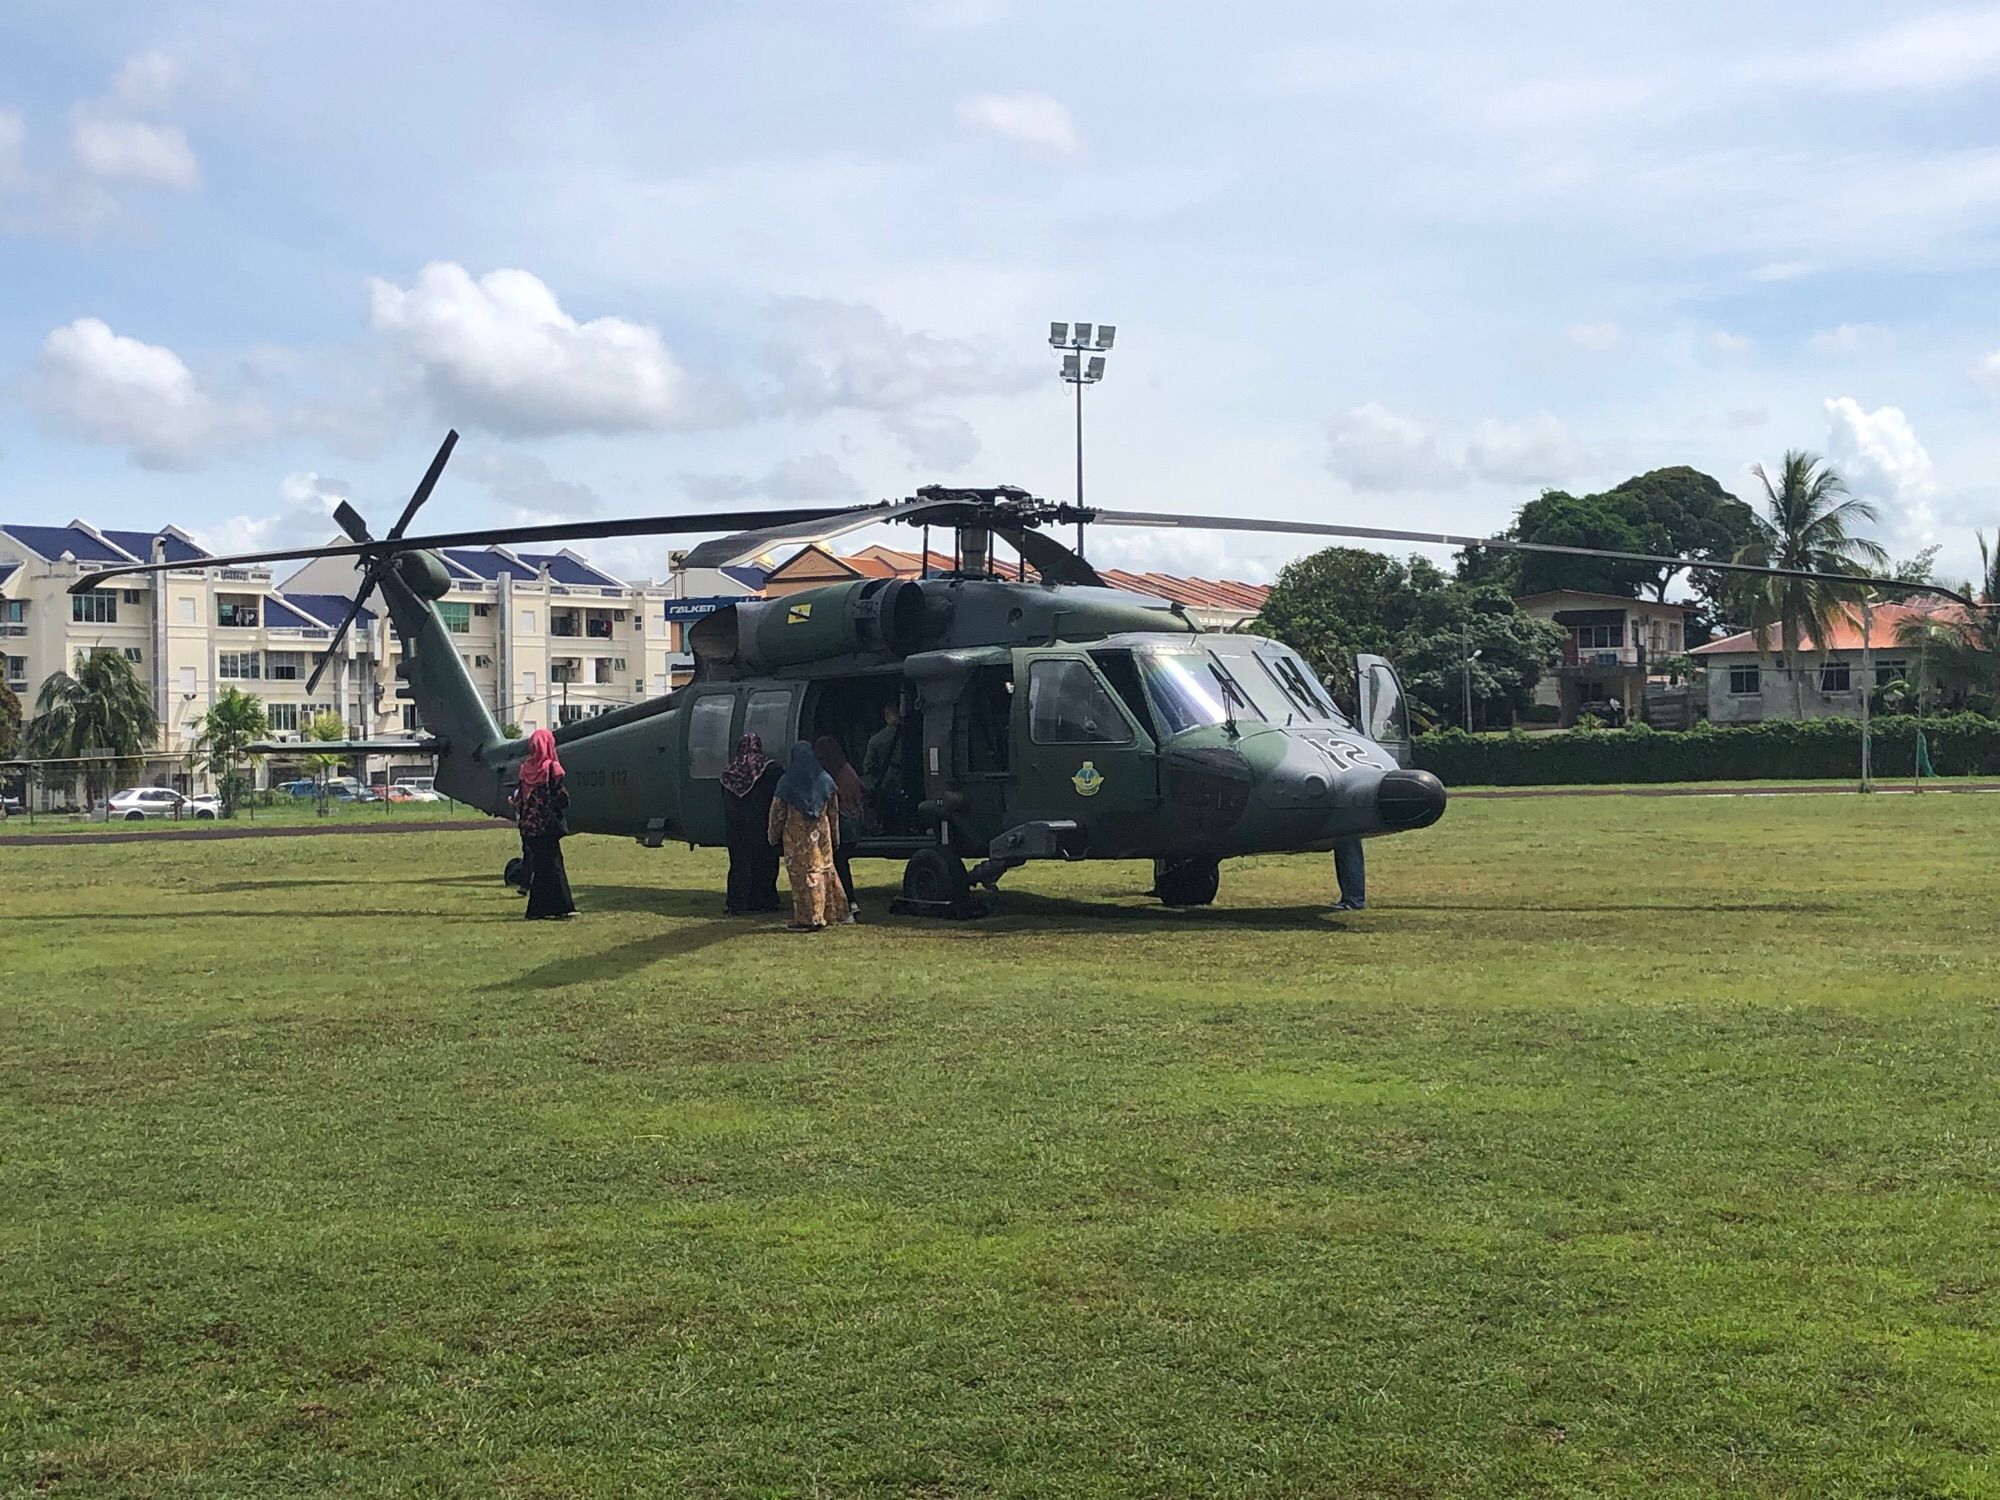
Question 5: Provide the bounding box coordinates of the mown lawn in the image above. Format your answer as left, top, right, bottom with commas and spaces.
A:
4, 796, 1999, 1497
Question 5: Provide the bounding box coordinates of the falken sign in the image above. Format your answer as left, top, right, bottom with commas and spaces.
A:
663, 596, 741, 623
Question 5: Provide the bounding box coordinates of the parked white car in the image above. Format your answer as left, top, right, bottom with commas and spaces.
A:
105, 787, 220, 821
392, 777, 443, 802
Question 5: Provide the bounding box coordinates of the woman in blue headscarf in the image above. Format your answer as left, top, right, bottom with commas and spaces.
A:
767, 739, 850, 930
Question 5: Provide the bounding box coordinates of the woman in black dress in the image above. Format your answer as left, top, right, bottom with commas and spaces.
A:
721, 733, 782, 914
516, 729, 576, 920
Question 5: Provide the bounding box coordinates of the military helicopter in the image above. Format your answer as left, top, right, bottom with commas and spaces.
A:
75, 432, 1967, 915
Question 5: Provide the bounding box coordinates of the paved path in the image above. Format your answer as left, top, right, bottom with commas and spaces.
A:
0, 819, 504, 847
1455, 781, 2000, 799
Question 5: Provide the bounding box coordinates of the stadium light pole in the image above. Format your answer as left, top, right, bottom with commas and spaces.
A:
1049, 321, 1115, 556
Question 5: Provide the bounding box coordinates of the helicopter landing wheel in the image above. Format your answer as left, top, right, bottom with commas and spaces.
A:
1153, 856, 1220, 908
892, 847, 982, 918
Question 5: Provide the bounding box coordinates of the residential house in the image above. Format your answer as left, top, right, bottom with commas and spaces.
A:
1690, 604, 1935, 723
1514, 590, 1695, 726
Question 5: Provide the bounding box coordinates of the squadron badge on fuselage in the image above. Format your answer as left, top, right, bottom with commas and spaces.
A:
1072, 761, 1105, 796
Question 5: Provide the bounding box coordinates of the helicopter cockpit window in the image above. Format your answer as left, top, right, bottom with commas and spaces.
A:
1253, 648, 1351, 727
1027, 658, 1133, 746
1138, 650, 1263, 739
688, 693, 736, 778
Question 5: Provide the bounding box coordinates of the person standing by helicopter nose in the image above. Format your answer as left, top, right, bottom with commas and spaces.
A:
1332, 837, 1366, 912
768, 740, 850, 932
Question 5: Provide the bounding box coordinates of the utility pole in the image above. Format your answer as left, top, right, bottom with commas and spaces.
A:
1859, 596, 1873, 793
1049, 322, 1115, 557
1461, 624, 1481, 732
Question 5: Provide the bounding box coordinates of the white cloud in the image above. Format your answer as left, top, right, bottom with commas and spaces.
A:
1710, 330, 1754, 356
880, 411, 980, 470
1806, 322, 1890, 355
193, 472, 350, 557
367, 262, 727, 437
113, 52, 184, 111
1788, 8, 2000, 92
69, 111, 198, 191
458, 448, 601, 521
1971, 348, 2000, 393
762, 297, 1036, 414
912, 0, 1009, 27
1466, 411, 1595, 486
33, 317, 268, 469
1824, 395, 1937, 545
1323, 402, 1463, 491
1566, 321, 1621, 352
0, 110, 23, 187
679, 454, 865, 505
955, 92, 1081, 158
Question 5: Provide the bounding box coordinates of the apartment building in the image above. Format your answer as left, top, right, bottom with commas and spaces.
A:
0, 521, 707, 798
0, 523, 380, 795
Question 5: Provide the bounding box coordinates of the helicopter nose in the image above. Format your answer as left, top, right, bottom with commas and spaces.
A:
1376, 768, 1446, 831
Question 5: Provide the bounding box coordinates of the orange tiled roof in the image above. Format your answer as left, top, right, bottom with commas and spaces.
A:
1692, 600, 1978, 655
843, 547, 1269, 612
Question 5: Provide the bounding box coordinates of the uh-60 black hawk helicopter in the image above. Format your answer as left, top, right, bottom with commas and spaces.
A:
77, 431, 1967, 915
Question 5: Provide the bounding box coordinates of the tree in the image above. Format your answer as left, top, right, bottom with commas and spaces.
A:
198, 687, 268, 816
1891, 532, 2000, 711
1730, 451, 1887, 719
1257, 547, 1563, 728
1605, 467, 1759, 602
27, 648, 159, 805
1508, 489, 1653, 597
1254, 548, 1450, 696
0, 679, 20, 761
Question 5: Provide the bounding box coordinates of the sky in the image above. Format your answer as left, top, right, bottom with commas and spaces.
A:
5, 0, 2000, 588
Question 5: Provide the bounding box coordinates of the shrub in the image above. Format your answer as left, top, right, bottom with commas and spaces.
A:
1515, 703, 1561, 724
1413, 713, 2000, 785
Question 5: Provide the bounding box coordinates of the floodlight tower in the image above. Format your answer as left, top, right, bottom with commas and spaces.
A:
1049, 321, 1115, 555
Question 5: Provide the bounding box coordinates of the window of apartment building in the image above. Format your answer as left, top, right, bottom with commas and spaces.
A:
522, 669, 538, 701
437, 601, 471, 634
178, 597, 196, 624
217, 600, 259, 628
1668, 621, 1683, 651
123, 647, 143, 664
72, 589, 118, 624
267, 703, 300, 732
519, 609, 537, 634
549, 661, 576, 684
219, 652, 261, 679
1819, 662, 1852, 693
3, 656, 24, 687
178, 666, 196, 695
1875, 659, 1908, 687
474, 654, 492, 668
594, 657, 614, 684
558, 704, 587, 725
1571, 622, 1622, 650
122, 590, 144, 605
402, 704, 424, 732
474, 603, 491, 617
267, 652, 304, 681
551, 610, 580, 637
1, 600, 23, 623
1728, 664, 1760, 695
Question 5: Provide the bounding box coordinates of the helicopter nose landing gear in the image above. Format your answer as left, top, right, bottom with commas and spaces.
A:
890, 846, 989, 919
1152, 856, 1220, 907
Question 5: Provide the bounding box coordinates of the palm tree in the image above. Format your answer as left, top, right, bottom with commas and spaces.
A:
1732, 451, 1888, 718
1893, 531, 2000, 711
28, 648, 160, 804
0, 678, 20, 760
198, 687, 269, 816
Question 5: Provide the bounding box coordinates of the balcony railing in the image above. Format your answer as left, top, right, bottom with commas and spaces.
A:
1561, 644, 1647, 669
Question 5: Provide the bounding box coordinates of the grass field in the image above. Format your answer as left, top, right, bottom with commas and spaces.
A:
0, 799, 490, 837
5, 796, 2000, 1497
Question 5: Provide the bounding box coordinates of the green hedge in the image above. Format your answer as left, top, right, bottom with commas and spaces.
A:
1413, 713, 2000, 785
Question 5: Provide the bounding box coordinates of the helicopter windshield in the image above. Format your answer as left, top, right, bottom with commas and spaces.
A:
1138, 650, 1264, 738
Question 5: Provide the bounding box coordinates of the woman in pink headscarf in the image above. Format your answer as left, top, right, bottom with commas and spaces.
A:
513, 728, 575, 919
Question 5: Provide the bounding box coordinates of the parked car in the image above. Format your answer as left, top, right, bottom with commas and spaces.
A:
325, 781, 380, 803
277, 778, 321, 799
105, 787, 220, 821
392, 777, 443, 802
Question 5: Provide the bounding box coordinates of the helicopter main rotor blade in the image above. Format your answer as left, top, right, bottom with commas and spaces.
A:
68, 504, 876, 593
303, 589, 370, 695
386, 429, 459, 540
995, 525, 1102, 588
677, 496, 969, 569
1088, 509, 1977, 607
